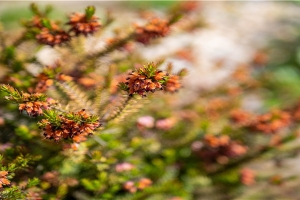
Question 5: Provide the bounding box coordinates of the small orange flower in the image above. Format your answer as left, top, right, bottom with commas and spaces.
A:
40, 109, 100, 142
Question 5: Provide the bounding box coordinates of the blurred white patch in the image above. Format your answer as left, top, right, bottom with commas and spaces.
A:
36, 46, 61, 66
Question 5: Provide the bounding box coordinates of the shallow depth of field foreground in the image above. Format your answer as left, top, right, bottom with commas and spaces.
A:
1, 1, 300, 200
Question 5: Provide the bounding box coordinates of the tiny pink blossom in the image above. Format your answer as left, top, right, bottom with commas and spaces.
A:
137, 116, 155, 129
115, 163, 135, 173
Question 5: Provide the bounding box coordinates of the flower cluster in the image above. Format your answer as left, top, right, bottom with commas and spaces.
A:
38, 109, 101, 141
193, 134, 248, 165
0, 171, 10, 188
230, 109, 255, 127
123, 178, 152, 193
119, 63, 181, 97
67, 6, 101, 36
36, 27, 70, 46
250, 110, 291, 134
33, 64, 73, 93
135, 18, 170, 44
1, 85, 56, 116
230, 109, 291, 134
19, 98, 56, 117
26, 6, 100, 46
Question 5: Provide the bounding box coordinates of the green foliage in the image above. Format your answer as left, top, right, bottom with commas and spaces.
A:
85, 6, 96, 21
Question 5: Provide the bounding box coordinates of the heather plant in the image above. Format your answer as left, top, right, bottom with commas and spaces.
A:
1, 2, 300, 200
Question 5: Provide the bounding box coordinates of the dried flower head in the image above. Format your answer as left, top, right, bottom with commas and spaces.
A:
18, 93, 56, 116
0, 85, 56, 117
67, 6, 101, 36
135, 18, 170, 44
36, 28, 70, 46
39, 109, 101, 141
119, 63, 169, 97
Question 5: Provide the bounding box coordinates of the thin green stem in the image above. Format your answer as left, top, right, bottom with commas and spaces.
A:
75, 32, 136, 69
103, 94, 132, 123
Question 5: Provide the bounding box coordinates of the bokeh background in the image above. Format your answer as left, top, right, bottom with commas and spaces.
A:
2, 1, 300, 199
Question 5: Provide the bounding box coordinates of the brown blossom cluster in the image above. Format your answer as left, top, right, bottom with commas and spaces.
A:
19, 94, 56, 117
240, 168, 256, 186
36, 27, 70, 46
123, 65, 167, 96
126, 71, 166, 96
230, 109, 291, 134
230, 109, 255, 127
39, 109, 101, 141
193, 134, 248, 165
121, 63, 181, 97
29, 6, 100, 46
67, 12, 101, 36
251, 110, 291, 134
0, 171, 10, 188
135, 18, 170, 44
123, 178, 152, 193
